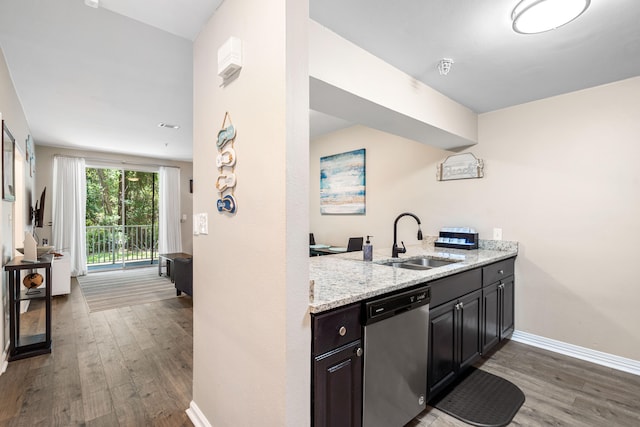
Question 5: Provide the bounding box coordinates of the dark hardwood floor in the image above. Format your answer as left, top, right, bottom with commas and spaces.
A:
0, 277, 193, 427
3, 277, 640, 426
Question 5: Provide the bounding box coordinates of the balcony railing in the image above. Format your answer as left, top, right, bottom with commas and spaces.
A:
86, 225, 157, 266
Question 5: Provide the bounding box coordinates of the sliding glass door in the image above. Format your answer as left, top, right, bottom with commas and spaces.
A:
85, 167, 159, 270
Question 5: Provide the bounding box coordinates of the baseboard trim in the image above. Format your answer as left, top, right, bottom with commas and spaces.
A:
1, 343, 8, 376
511, 330, 640, 376
186, 400, 212, 427
1, 355, 7, 376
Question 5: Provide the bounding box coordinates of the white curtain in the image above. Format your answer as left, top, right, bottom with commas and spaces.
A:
52, 156, 87, 276
158, 166, 182, 254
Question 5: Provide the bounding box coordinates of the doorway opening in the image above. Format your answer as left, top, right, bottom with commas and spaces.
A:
85, 167, 159, 271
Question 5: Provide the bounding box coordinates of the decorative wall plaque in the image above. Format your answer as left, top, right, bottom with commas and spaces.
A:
437, 153, 484, 181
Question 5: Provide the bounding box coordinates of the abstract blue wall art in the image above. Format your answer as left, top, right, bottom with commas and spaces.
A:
320, 148, 366, 215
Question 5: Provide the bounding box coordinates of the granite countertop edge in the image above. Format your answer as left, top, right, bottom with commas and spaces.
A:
309, 239, 518, 314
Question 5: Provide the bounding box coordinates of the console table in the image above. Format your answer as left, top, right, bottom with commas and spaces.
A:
4, 254, 53, 361
158, 252, 192, 282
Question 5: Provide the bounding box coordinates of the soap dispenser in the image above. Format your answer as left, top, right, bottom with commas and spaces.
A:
363, 235, 373, 261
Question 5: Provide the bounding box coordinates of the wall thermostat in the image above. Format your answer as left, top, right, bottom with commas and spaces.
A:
218, 37, 243, 80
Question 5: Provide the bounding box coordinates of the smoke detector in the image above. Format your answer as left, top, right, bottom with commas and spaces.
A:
438, 58, 454, 76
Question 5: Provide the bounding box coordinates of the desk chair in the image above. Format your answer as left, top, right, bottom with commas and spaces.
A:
347, 237, 364, 252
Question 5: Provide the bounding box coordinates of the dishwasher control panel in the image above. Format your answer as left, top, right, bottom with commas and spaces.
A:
364, 286, 430, 325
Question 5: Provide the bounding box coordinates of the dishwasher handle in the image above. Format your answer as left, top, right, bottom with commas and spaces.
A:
364, 286, 430, 325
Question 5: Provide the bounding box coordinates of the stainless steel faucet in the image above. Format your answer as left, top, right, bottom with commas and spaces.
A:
392, 212, 423, 258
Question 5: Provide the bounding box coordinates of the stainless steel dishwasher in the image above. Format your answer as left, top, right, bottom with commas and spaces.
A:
362, 285, 430, 427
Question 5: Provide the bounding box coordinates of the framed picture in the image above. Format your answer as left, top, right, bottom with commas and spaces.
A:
320, 148, 366, 214
2, 120, 16, 202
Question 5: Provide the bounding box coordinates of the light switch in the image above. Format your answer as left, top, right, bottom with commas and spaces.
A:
198, 213, 208, 235
193, 214, 200, 235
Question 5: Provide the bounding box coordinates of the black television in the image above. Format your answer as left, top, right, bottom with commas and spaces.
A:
32, 187, 46, 228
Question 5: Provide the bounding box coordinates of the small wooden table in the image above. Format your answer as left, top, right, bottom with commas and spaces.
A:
158, 252, 192, 282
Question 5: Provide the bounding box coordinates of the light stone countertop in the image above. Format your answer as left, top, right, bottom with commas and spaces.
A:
309, 239, 518, 314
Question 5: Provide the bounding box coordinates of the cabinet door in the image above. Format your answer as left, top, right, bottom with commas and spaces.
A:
482, 282, 500, 354
313, 340, 362, 427
500, 277, 515, 339
458, 289, 482, 371
428, 300, 457, 398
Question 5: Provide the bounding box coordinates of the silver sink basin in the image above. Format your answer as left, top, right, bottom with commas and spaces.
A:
405, 258, 458, 268
377, 257, 459, 270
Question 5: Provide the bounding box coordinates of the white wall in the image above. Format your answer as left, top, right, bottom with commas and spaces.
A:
34, 145, 194, 255
192, 0, 309, 425
311, 76, 640, 361
0, 47, 35, 368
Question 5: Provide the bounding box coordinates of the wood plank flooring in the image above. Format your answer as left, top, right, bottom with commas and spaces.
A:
3, 276, 640, 426
0, 277, 193, 427
410, 340, 640, 427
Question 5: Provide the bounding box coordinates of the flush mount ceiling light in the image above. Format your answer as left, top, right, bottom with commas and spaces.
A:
512, 0, 590, 34
158, 122, 180, 129
84, 0, 99, 8
438, 58, 454, 76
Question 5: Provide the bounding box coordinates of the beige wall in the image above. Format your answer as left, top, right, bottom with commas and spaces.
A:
34, 145, 193, 255
311, 76, 640, 361
1, 47, 35, 363
192, 0, 309, 425
309, 20, 477, 149
310, 126, 448, 250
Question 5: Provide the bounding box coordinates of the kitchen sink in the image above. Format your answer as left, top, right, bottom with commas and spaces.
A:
377, 257, 459, 270
405, 258, 458, 268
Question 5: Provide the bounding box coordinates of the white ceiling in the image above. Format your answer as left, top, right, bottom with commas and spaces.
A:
1, 0, 639, 161
311, 0, 640, 113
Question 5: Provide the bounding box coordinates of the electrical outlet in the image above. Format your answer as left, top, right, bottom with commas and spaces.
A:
493, 228, 503, 241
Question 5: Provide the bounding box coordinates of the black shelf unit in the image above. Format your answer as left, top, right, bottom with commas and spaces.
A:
4, 254, 53, 361
434, 231, 479, 250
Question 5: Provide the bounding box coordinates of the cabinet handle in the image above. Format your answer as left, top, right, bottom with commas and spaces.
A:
499, 283, 505, 290
459, 301, 464, 309
338, 326, 347, 336
498, 269, 504, 275
355, 347, 363, 357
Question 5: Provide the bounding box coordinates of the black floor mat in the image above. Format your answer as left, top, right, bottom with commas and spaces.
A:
431, 367, 525, 427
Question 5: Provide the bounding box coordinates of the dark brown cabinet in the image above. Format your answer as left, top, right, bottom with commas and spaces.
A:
482, 258, 515, 354
427, 258, 516, 401
482, 282, 500, 353
428, 288, 482, 399
310, 256, 516, 421
313, 341, 362, 427
312, 304, 362, 427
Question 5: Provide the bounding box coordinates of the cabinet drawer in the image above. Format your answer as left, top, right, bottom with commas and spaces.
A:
429, 268, 481, 308
313, 304, 362, 356
482, 258, 515, 286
